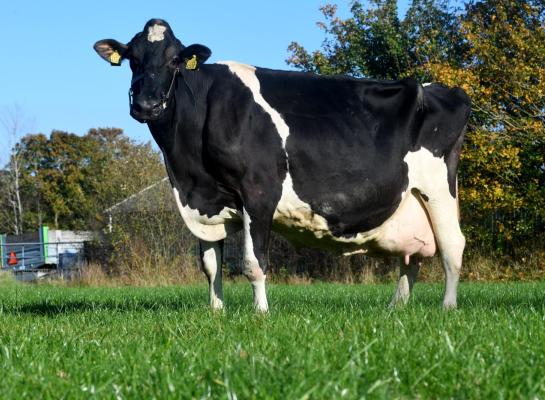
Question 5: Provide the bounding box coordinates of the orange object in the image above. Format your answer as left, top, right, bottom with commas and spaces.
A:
7, 251, 18, 265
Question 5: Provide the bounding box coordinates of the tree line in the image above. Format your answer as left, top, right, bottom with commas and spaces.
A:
0, 126, 165, 234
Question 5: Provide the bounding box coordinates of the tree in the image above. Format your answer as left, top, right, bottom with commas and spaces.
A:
287, 0, 463, 80
426, 0, 545, 249
86, 128, 166, 227
0, 128, 165, 233
0, 105, 31, 234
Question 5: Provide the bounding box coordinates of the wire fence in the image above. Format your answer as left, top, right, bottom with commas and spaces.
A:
1, 241, 86, 271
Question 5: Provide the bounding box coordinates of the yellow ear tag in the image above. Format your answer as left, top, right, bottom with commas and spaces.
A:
185, 55, 198, 70
109, 50, 122, 66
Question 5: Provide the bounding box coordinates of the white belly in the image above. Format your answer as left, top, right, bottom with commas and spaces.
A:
172, 188, 241, 241
272, 171, 436, 257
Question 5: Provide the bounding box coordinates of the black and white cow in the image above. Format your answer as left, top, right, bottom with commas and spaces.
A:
94, 19, 471, 311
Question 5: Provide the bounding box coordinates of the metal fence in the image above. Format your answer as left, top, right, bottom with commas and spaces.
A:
0, 241, 87, 281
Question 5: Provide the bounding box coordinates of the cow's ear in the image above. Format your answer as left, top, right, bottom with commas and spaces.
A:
179, 44, 211, 70
93, 39, 129, 66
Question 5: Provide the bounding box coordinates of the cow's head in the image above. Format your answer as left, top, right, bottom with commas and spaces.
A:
94, 19, 211, 122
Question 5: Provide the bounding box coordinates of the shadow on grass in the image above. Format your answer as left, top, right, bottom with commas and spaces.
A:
2, 282, 545, 316
7, 300, 208, 316
2, 294, 208, 316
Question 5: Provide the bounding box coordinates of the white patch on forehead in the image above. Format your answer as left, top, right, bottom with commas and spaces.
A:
147, 24, 167, 43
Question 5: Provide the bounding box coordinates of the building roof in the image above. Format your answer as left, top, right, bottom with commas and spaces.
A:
105, 177, 177, 214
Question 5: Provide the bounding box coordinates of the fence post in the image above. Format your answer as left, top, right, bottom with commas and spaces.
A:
0, 234, 4, 269
22, 245, 25, 269
40, 225, 49, 264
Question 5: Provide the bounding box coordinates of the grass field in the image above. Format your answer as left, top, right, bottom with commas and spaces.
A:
1, 278, 544, 399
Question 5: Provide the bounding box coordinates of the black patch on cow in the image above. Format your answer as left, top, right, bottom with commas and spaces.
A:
420, 193, 430, 202
255, 69, 428, 236
148, 63, 286, 232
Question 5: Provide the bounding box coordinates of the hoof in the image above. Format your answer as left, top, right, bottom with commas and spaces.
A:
255, 306, 269, 313
443, 301, 457, 309
390, 294, 410, 308
255, 303, 269, 313
210, 298, 224, 311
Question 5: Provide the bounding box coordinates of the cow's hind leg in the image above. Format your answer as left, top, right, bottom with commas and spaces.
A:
199, 240, 224, 310
391, 256, 421, 307
406, 149, 465, 308
420, 190, 465, 308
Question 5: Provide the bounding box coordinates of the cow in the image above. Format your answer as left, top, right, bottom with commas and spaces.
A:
94, 19, 471, 312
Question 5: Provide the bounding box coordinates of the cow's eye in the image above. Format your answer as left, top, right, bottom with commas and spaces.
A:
170, 57, 179, 68
130, 59, 141, 70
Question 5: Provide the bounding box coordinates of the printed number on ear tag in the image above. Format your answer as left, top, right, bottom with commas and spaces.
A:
185, 55, 198, 70
109, 51, 122, 66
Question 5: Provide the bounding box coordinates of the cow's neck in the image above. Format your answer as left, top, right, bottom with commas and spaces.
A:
146, 68, 214, 196
147, 69, 207, 150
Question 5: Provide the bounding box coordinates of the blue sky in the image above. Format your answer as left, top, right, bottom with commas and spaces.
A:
0, 1, 411, 164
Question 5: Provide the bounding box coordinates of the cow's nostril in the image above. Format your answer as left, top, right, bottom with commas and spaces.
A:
133, 98, 160, 113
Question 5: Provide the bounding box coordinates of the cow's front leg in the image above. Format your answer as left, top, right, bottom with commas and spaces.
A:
199, 240, 224, 310
391, 256, 421, 307
242, 208, 271, 312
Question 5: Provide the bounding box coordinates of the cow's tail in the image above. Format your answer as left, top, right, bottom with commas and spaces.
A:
456, 177, 461, 221
416, 83, 426, 112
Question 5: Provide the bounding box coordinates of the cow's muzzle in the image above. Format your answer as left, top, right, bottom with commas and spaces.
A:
128, 67, 179, 123
130, 98, 165, 122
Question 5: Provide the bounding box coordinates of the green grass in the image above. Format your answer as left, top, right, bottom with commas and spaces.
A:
1, 279, 545, 399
